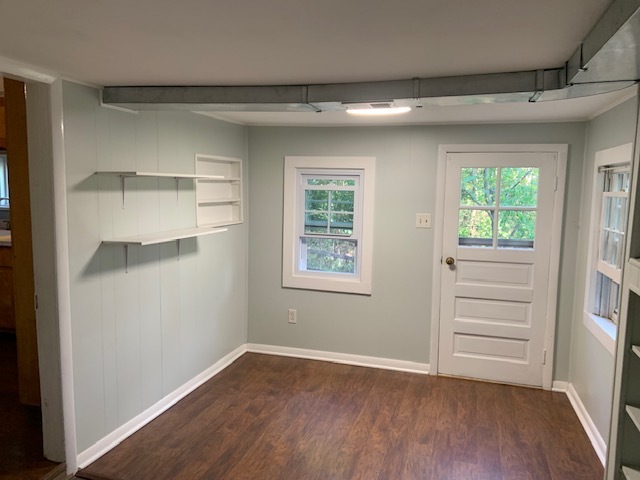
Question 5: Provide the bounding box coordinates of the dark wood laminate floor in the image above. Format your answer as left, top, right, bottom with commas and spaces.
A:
77, 353, 604, 480
0, 332, 59, 480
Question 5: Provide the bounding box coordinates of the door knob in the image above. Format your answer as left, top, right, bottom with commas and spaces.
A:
445, 257, 455, 265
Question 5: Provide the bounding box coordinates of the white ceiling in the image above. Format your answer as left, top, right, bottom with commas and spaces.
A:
0, 0, 629, 124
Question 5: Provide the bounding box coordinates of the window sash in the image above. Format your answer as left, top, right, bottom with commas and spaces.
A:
296, 170, 363, 278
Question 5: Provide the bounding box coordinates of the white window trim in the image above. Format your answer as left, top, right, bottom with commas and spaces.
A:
583, 142, 633, 355
283, 156, 375, 295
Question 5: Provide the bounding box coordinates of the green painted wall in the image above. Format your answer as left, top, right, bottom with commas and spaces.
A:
247, 122, 586, 380
62, 81, 249, 452
569, 96, 639, 444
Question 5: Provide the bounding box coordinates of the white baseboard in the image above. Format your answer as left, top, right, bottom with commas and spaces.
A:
246, 343, 430, 374
566, 383, 607, 466
76, 344, 247, 469
552, 381, 568, 392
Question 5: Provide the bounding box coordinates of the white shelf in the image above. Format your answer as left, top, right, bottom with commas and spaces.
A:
626, 405, 640, 433
96, 171, 224, 180
102, 226, 227, 246
195, 154, 243, 227
633, 345, 640, 360
623, 466, 640, 480
198, 176, 241, 182
198, 198, 241, 205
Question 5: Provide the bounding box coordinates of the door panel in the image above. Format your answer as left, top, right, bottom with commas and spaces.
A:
438, 151, 559, 387
455, 298, 531, 325
453, 334, 529, 362
457, 260, 533, 286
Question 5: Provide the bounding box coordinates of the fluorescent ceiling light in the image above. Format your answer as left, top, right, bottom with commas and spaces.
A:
346, 106, 411, 116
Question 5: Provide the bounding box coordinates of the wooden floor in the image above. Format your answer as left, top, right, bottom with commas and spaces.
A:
0, 332, 59, 480
77, 353, 603, 480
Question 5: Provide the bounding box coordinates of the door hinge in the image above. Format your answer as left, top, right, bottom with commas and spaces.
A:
34, 294, 39, 310
542, 349, 547, 365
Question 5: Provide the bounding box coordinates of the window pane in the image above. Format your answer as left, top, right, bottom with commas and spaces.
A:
460, 168, 496, 207
600, 230, 623, 268
605, 171, 630, 193
595, 272, 620, 322
458, 209, 493, 247
301, 237, 356, 274
329, 213, 353, 235
304, 213, 328, 234
306, 178, 357, 187
330, 191, 354, 212
498, 211, 536, 249
603, 196, 626, 232
305, 190, 328, 211
499, 167, 539, 207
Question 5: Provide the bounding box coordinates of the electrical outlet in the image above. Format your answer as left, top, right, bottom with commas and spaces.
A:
288, 308, 297, 324
416, 213, 431, 228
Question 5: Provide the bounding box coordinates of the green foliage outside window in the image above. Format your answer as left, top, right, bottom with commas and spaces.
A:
304, 238, 356, 273
458, 167, 539, 247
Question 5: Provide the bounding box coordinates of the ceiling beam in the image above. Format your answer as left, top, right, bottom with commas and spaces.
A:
101, 0, 640, 111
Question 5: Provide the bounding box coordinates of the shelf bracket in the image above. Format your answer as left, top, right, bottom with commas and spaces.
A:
120, 175, 126, 209
175, 177, 180, 202
124, 244, 129, 273
177, 238, 181, 261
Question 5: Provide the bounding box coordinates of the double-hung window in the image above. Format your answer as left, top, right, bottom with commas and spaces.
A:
283, 156, 375, 295
584, 143, 632, 354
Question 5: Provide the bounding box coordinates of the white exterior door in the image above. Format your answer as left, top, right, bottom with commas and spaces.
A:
438, 150, 564, 387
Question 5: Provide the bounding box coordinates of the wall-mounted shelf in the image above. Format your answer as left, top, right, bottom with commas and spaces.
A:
623, 466, 640, 480
197, 198, 242, 205
96, 171, 224, 180
103, 226, 227, 272
102, 226, 227, 246
96, 170, 225, 208
195, 154, 243, 227
626, 405, 640, 432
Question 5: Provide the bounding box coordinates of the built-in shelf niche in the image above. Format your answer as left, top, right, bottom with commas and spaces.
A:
195, 154, 243, 227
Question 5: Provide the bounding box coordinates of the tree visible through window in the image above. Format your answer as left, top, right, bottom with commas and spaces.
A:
282, 156, 375, 295
458, 167, 539, 249
301, 175, 359, 274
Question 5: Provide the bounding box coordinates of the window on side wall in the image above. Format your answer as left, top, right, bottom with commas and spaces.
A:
584, 143, 632, 354
282, 156, 375, 295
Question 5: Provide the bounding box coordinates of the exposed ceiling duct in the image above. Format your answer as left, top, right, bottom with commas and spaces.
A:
102, 0, 640, 112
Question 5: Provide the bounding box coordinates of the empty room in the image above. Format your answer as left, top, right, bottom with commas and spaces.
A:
1, 1, 640, 479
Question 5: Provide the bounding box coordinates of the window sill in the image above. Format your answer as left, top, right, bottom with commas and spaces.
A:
283, 274, 371, 295
583, 312, 616, 355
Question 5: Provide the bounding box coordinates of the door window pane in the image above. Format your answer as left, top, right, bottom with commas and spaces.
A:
498, 211, 536, 249
500, 167, 539, 207
460, 168, 497, 207
458, 209, 494, 247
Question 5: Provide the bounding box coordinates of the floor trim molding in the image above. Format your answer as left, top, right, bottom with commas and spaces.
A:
565, 383, 607, 466
551, 381, 568, 392
246, 343, 430, 374
76, 344, 247, 469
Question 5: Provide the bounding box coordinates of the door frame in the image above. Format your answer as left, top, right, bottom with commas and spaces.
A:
430, 144, 568, 390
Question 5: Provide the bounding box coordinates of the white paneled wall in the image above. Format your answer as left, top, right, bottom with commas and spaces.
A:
62, 82, 248, 452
